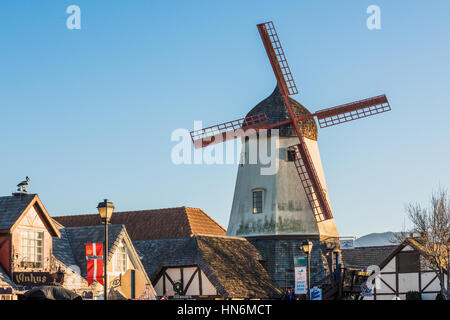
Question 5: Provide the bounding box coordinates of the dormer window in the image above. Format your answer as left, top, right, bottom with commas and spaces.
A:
20, 230, 43, 269
252, 189, 264, 214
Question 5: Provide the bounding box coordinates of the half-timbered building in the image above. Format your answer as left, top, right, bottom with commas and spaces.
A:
343, 239, 448, 300
55, 207, 283, 299
0, 193, 156, 300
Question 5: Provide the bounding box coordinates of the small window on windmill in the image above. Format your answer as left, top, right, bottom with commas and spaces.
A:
286, 149, 296, 162
252, 189, 264, 214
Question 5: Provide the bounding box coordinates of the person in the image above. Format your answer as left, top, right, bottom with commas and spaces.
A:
288, 289, 295, 300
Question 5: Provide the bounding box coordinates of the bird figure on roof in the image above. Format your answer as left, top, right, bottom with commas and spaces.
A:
17, 176, 30, 193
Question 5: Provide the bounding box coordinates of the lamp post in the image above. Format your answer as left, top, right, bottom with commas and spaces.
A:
97, 199, 114, 300
302, 240, 313, 300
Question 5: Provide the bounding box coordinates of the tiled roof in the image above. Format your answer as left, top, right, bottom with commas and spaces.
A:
134, 235, 283, 299
53, 207, 226, 240
341, 245, 397, 270
53, 224, 126, 278
0, 265, 16, 289
0, 194, 35, 230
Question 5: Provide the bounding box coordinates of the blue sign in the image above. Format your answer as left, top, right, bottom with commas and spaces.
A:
310, 286, 322, 300
360, 282, 373, 297
293, 256, 308, 295
340, 239, 355, 249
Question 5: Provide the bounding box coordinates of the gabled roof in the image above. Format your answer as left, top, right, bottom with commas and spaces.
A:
134, 235, 283, 299
53, 224, 126, 278
53, 207, 226, 240
377, 237, 449, 272
0, 194, 60, 237
341, 245, 397, 270
52, 224, 155, 296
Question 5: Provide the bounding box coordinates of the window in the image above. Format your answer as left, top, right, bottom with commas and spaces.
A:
114, 243, 127, 273
286, 149, 296, 162
20, 231, 43, 269
397, 251, 420, 273
252, 189, 264, 214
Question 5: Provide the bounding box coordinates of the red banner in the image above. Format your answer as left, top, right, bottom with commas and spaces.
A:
86, 243, 104, 286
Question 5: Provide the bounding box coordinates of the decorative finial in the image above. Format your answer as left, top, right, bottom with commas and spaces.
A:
17, 176, 30, 193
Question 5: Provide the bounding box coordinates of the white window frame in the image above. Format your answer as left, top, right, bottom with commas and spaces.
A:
20, 230, 44, 269
113, 241, 128, 274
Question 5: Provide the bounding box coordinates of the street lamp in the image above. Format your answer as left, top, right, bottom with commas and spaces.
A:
97, 199, 114, 300
302, 240, 313, 300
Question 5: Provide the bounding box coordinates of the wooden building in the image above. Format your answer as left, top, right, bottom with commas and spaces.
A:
342, 238, 448, 300
55, 207, 283, 299
0, 193, 156, 299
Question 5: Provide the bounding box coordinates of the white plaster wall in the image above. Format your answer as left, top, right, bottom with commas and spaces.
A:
378, 274, 396, 294
227, 135, 338, 237
155, 267, 217, 297
398, 273, 419, 292
382, 259, 396, 273
201, 272, 217, 296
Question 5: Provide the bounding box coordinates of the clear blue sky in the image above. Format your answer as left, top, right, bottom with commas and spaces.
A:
1, 1, 449, 237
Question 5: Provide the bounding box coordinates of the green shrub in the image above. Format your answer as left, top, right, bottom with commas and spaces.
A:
405, 291, 422, 300
435, 293, 445, 300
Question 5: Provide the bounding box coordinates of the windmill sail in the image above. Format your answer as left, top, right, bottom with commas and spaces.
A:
257, 22, 298, 96
315, 95, 391, 128
258, 21, 334, 222
190, 113, 270, 148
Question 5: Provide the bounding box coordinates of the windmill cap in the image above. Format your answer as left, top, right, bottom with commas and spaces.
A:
245, 86, 317, 140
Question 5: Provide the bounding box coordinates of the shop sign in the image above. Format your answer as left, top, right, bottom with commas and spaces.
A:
13, 272, 64, 286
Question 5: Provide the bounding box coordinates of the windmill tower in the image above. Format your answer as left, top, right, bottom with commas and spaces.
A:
189, 22, 391, 288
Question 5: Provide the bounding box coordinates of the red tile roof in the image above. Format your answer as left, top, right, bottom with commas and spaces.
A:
53, 207, 226, 240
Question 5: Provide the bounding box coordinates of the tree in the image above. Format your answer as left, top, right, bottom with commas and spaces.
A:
397, 188, 450, 299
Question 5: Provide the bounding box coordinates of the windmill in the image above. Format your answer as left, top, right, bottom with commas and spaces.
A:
190, 21, 391, 225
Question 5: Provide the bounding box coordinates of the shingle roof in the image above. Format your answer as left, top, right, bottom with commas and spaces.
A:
341, 245, 397, 270
0, 194, 35, 230
53, 224, 126, 278
246, 86, 318, 140
134, 235, 283, 299
53, 207, 226, 240
0, 265, 16, 289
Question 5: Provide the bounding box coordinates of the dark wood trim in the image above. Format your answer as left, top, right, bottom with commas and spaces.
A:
395, 256, 399, 295
163, 273, 166, 295
374, 291, 441, 296
198, 268, 203, 296
183, 267, 200, 295
381, 270, 435, 275
164, 271, 175, 286
421, 274, 438, 292
377, 243, 406, 271
379, 277, 396, 293
180, 267, 184, 292
418, 266, 422, 293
